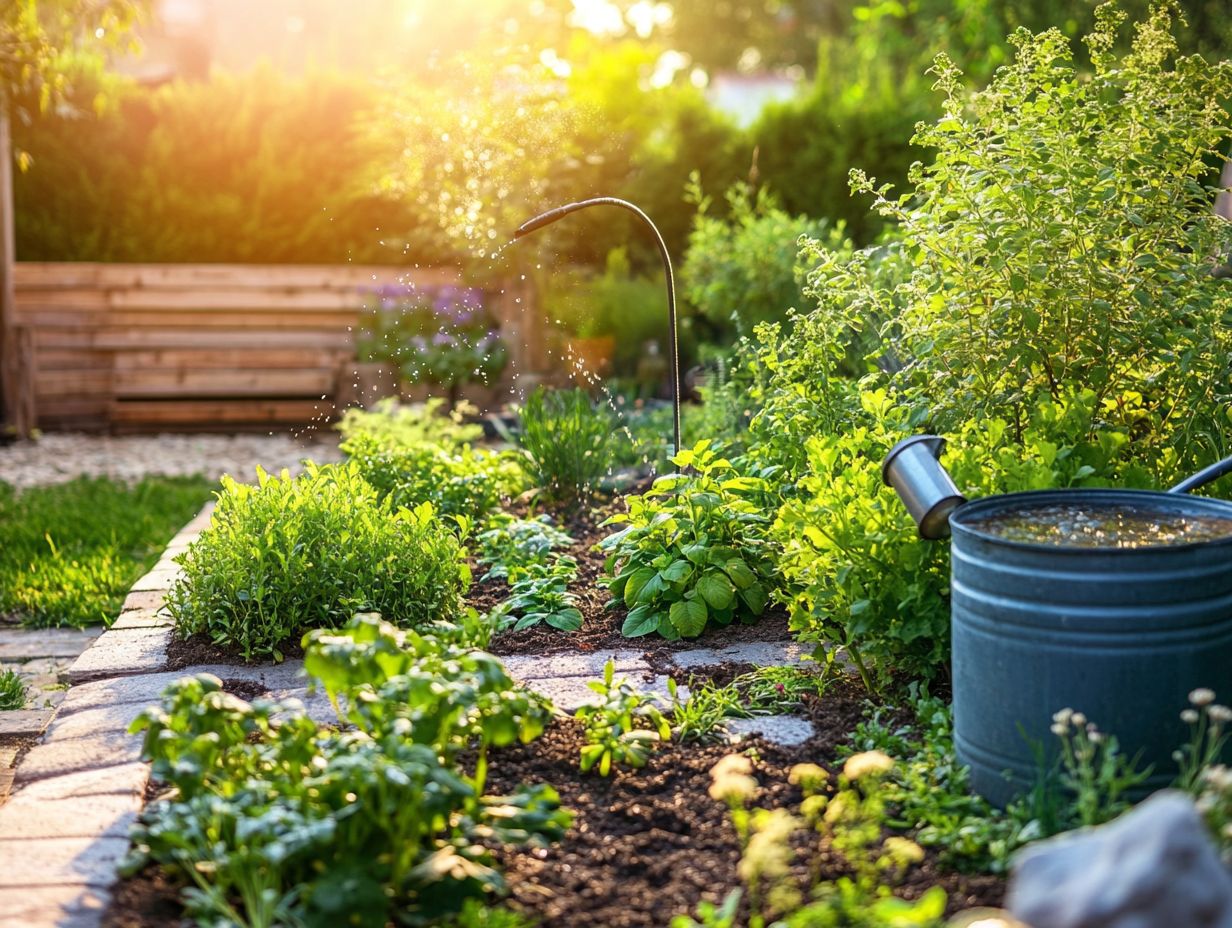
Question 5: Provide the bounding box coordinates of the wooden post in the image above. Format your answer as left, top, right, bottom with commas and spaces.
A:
0, 108, 32, 438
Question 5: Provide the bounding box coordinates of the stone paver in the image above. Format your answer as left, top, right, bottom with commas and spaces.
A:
66, 627, 174, 684
10, 763, 147, 803
0, 836, 132, 888
109, 608, 173, 631
0, 793, 140, 840
118, 590, 169, 614
13, 731, 143, 787
0, 886, 111, 928
669, 640, 809, 669
126, 568, 181, 593
524, 674, 683, 713
0, 709, 54, 738
0, 629, 101, 661
501, 650, 648, 681
726, 715, 815, 746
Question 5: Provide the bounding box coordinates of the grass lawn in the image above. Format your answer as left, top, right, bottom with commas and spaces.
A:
0, 476, 215, 628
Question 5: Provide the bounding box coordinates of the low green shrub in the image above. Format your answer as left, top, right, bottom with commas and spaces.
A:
129, 614, 568, 927
577, 659, 671, 776
336, 398, 484, 451
475, 515, 574, 582
599, 441, 778, 640
0, 476, 212, 628
493, 557, 583, 633
167, 464, 468, 661
517, 387, 616, 501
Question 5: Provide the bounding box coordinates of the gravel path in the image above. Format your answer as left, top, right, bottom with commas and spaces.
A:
0, 433, 342, 489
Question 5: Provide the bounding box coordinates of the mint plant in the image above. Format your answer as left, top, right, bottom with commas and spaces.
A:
493, 558, 583, 632
129, 615, 569, 928
577, 659, 671, 776
599, 440, 778, 640
168, 463, 469, 661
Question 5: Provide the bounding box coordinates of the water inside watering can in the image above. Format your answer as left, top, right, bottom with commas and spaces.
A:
963, 501, 1232, 548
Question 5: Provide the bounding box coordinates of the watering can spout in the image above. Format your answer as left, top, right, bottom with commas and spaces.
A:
882, 435, 967, 540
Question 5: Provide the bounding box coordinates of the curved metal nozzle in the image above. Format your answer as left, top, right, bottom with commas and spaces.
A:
882, 435, 967, 539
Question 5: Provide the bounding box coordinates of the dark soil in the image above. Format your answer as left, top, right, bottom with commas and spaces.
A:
163, 632, 304, 671
484, 719, 1005, 928
103, 681, 1003, 928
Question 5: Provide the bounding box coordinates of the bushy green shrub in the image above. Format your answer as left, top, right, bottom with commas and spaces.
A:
129, 615, 567, 927
599, 441, 778, 640
167, 464, 468, 661
681, 180, 851, 341
339, 400, 528, 528
756, 3, 1232, 690
0, 670, 26, 711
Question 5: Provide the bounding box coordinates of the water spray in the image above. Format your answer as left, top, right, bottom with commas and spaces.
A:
514, 197, 682, 458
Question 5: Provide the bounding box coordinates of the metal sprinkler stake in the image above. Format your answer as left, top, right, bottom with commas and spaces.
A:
514, 197, 682, 458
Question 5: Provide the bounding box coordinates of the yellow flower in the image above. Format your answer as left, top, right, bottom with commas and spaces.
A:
883, 836, 925, 866
788, 763, 829, 790
711, 754, 753, 779
738, 809, 799, 884
843, 750, 895, 781
709, 773, 758, 803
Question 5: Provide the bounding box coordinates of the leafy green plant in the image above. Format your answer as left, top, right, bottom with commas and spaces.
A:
493, 558, 583, 632
668, 666, 826, 744
1049, 708, 1151, 828
0, 476, 211, 628
476, 515, 574, 582
128, 614, 569, 928
167, 463, 469, 661
576, 659, 671, 776
517, 387, 616, 502
0, 670, 26, 710
599, 440, 777, 640
336, 398, 484, 451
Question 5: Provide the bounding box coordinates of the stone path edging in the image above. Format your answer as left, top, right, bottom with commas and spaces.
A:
0, 503, 814, 927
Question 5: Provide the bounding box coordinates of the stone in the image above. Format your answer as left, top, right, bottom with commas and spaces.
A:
66, 627, 174, 683
0, 709, 54, 738
0, 835, 131, 888
500, 650, 648, 681
0, 886, 111, 928
9, 763, 147, 803
42, 702, 148, 741
13, 731, 143, 786
0, 628, 101, 661
0, 792, 140, 839
126, 568, 181, 593
118, 590, 169, 613
109, 608, 173, 631
1007, 790, 1232, 928
524, 674, 682, 714
54, 663, 287, 717
670, 641, 809, 669
726, 715, 815, 746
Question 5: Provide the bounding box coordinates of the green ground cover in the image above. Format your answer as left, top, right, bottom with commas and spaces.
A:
0, 476, 214, 628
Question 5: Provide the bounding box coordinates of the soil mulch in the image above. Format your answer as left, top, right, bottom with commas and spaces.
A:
103, 677, 1003, 928
485, 719, 1005, 928
163, 632, 304, 671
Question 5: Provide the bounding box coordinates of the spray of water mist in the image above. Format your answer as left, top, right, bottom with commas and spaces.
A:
513, 196, 683, 458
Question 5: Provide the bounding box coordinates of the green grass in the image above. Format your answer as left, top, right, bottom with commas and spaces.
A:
0, 669, 25, 710
0, 476, 215, 628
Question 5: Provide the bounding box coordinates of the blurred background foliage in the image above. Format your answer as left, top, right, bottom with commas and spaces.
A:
11, 0, 1232, 361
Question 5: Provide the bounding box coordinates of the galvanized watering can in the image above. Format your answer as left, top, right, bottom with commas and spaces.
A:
883, 435, 1232, 806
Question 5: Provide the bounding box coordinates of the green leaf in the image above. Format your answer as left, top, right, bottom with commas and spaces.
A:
722, 559, 756, 589
621, 605, 660, 637
669, 599, 708, 637
623, 567, 657, 607
546, 608, 583, 632
739, 583, 768, 616
697, 571, 735, 610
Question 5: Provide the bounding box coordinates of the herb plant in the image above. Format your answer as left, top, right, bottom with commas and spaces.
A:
476, 515, 575, 582
577, 659, 671, 776
600, 440, 777, 640
518, 387, 616, 501
493, 558, 584, 632
0, 670, 26, 710
168, 463, 469, 661
129, 615, 569, 928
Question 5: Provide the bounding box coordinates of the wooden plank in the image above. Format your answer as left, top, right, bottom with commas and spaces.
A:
113, 368, 335, 398
107, 289, 373, 311
33, 350, 111, 371
15, 290, 109, 310
91, 329, 354, 350
113, 348, 346, 370
13, 263, 460, 291
105, 311, 357, 329
35, 371, 112, 398
110, 398, 334, 424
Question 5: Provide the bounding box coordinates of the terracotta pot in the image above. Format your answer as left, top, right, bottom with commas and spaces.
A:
565, 336, 616, 385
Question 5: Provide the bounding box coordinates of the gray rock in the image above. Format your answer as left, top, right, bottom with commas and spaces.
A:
726, 715, 814, 746
1008, 790, 1232, 928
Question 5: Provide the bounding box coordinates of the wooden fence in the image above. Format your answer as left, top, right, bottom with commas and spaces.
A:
9, 263, 538, 432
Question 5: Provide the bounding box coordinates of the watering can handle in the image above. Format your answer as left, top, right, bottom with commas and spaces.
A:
1168, 452, 1232, 494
